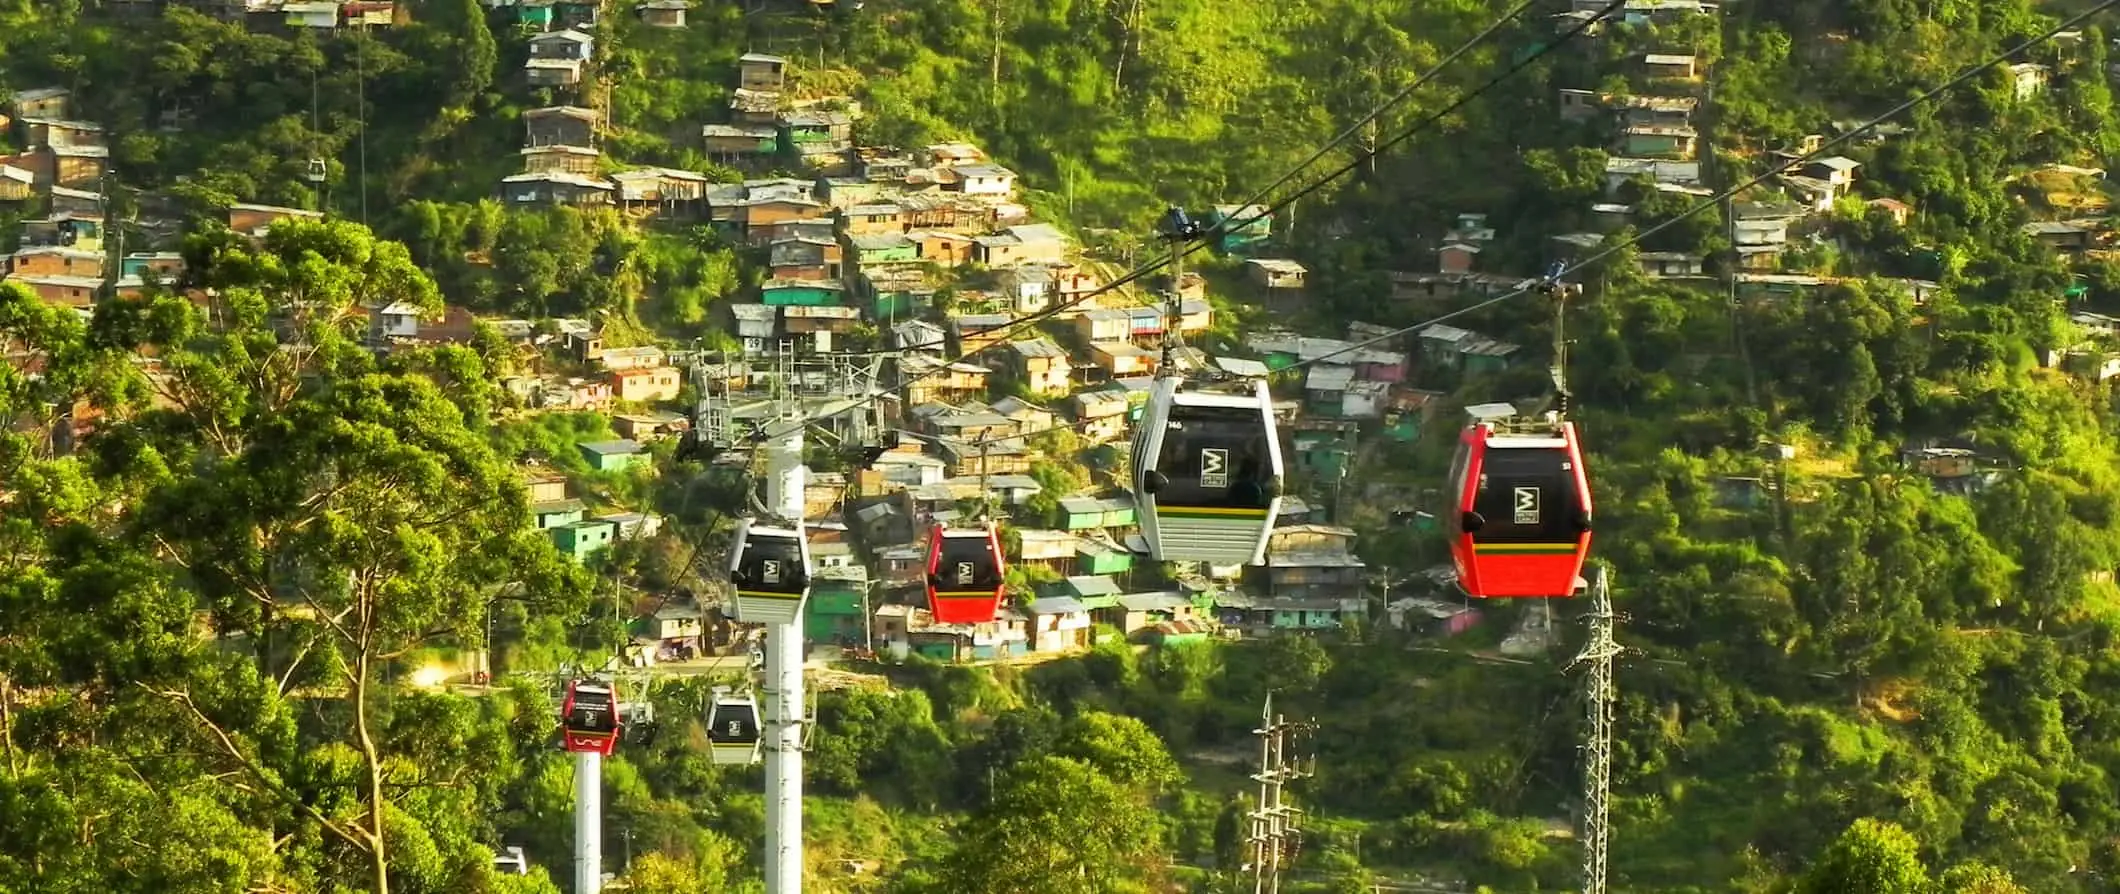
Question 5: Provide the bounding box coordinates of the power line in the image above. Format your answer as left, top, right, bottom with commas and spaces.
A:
1267, 0, 2120, 377
751, 0, 1622, 438
821, 0, 1603, 360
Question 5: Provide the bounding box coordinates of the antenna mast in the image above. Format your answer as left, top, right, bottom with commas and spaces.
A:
1568, 565, 1620, 894
1244, 693, 1315, 894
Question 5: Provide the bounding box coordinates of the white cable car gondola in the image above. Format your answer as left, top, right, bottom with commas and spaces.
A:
705, 689, 763, 766
1133, 375, 1285, 565
727, 518, 813, 624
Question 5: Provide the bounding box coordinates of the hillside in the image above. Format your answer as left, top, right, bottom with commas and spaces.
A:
6, 0, 2120, 892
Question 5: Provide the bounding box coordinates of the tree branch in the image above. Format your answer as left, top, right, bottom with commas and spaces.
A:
140, 684, 374, 852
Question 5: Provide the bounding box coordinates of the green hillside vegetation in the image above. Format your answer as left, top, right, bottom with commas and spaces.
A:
11, 0, 2120, 891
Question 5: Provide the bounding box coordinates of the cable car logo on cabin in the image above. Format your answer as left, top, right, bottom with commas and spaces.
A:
760, 559, 782, 584
955, 562, 976, 586
1200, 448, 1229, 488
1513, 486, 1540, 525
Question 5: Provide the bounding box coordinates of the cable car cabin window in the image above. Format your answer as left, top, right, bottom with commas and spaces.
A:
1471, 449, 1582, 544
567, 699, 615, 734
1154, 405, 1274, 508
737, 539, 807, 590
1444, 437, 1474, 538
934, 537, 1001, 589
710, 710, 760, 743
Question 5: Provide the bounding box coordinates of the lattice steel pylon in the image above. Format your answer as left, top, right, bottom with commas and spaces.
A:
1244, 692, 1314, 894
1567, 565, 1621, 894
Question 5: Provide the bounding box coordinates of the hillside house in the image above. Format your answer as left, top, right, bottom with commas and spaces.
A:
1604, 157, 1700, 195
948, 163, 1017, 196
40, 144, 107, 189
9, 88, 69, 120
530, 29, 594, 60
1258, 525, 1365, 599
974, 224, 1067, 266
783, 305, 861, 351
992, 265, 1054, 314
8, 246, 103, 278
924, 143, 986, 167
1416, 324, 1521, 374
612, 411, 688, 442
8, 275, 100, 307
759, 279, 845, 307
769, 237, 843, 280
781, 110, 854, 155
0, 166, 31, 202
523, 469, 570, 505
19, 118, 104, 149
521, 144, 600, 175
1026, 597, 1094, 653
913, 403, 1013, 441
1610, 94, 1697, 127
950, 313, 1014, 355
598, 346, 666, 371
532, 498, 585, 530
2027, 221, 2097, 255
44, 186, 97, 217
2010, 62, 2050, 100
610, 366, 681, 402
1206, 204, 1272, 254
739, 53, 788, 92
1617, 124, 1697, 159
741, 197, 831, 242
702, 124, 778, 156
1005, 339, 1073, 396
612, 168, 712, 217
525, 106, 598, 147
526, 57, 584, 87
1868, 197, 1913, 226
899, 194, 992, 233
935, 438, 1031, 478
1638, 252, 1705, 277
1804, 156, 1861, 188
1071, 391, 1130, 442
1641, 53, 1698, 80
1558, 88, 1599, 122
899, 356, 990, 404
578, 439, 648, 472
120, 252, 185, 282
1246, 258, 1307, 291
1059, 496, 1136, 531
501, 172, 613, 205
729, 88, 781, 125
1304, 366, 1353, 414
1088, 342, 1160, 378
228, 203, 322, 238
1438, 243, 1480, 274
850, 233, 919, 268
905, 230, 974, 265
844, 203, 907, 235
1074, 309, 1132, 344
551, 519, 617, 561
638, 0, 692, 26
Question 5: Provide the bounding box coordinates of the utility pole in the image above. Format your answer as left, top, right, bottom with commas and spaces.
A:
1244, 693, 1315, 894
1567, 565, 1621, 894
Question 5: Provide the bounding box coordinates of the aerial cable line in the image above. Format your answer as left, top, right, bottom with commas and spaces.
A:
1264, 0, 2120, 377
823, 0, 1596, 360
753, 0, 1623, 439
954, 0, 2120, 450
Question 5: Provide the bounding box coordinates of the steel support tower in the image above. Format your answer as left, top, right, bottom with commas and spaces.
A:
762, 410, 807, 894
1569, 565, 1621, 894
573, 750, 602, 894
1244, 693, 1314, 894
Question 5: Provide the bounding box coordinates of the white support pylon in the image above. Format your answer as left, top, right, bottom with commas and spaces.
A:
575, 750, 602, 894
763, 423, 807, 894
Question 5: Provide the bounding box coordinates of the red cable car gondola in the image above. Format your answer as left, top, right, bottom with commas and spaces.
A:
560, 678, 622, 756
1445, 420, 1593, 598
926, 522, 1006, 624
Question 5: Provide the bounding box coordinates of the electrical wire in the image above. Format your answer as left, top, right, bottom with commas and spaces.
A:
944, 1, 2119, 452
821, 0, 1603, 360
751, 0, 1625, 438
1269, 0, 2120, 376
